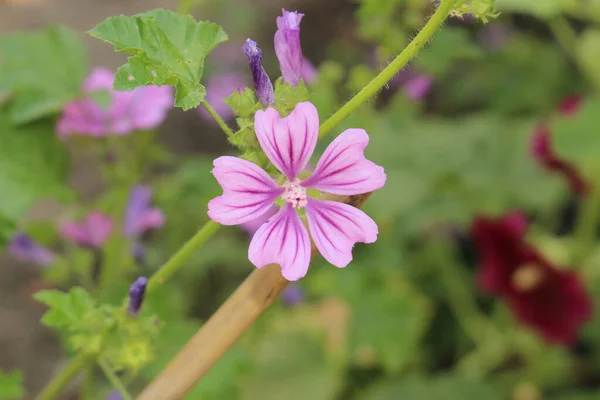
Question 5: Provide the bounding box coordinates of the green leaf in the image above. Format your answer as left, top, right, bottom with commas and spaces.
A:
241, 304, 347, 400
0, 370, 25, 400
34, 287, 96, 329
348, 279, 431, 372
553, 96, 600, 168
88, 9, 228, 110
359, 375, 504, 400
0, 25, 87, 124
495, 0, 576, 18
576, 29, 600, 89
224, 87, 258, 118
0, 113, 71, 248
273, 78, 310, 115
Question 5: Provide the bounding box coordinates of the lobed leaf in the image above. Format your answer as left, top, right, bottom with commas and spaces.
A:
0, 370, 25, 400
88, 9, 228, 110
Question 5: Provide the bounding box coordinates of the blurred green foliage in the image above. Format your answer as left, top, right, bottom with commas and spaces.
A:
1, 0, 600, 399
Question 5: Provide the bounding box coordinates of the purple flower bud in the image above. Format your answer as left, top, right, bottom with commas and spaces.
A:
8, 233, 55, 267
301, 57, 317, 85
106, 390, 123, 400
242, 39, 274, 106
274, 10, 305, 87
282, 284, 304, 306
128, 276, 148, 316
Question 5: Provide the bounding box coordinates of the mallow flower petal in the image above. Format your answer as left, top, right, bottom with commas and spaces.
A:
208, 156, 282, 225
305, 199, 378, 268
248, 204, 311, 281
254, 102, 319, 180
302, 128, 386, 195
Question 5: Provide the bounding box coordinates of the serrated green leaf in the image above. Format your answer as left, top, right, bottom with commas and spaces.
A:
0, 112, 71, 249
553, 96, 600, 168
34, 287, 96, 329
88, 9, 228, 110
0, 25, 87, 124
273, 78, 310, 115
225, 87, 258, 118
0, 370, 25, 400
359, 375, 504, 400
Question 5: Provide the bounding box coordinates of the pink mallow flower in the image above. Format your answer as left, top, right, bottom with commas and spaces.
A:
199, 73, 247, 123
208, 102, 386, 280
60, 211, 113, 248
57, 67, 173, 138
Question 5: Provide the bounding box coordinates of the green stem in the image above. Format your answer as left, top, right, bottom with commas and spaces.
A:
548, 16, 577, 57
201, 100, 235, 138
81, 364, 95, 400
318, 0, 454, 139
572, 179, 600, 266
98, 358, 133, 400
147, 221, 221, 292
35, 353, 91, 400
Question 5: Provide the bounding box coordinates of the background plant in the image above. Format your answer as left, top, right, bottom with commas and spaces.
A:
0, 0, 600, 399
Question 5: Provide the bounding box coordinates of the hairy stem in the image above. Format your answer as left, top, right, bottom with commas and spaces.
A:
318, 0, 454, 139
35, 353, 91, 400
147, 221, 221, 293
201, 100, 235, 138
98, 358, 133, 400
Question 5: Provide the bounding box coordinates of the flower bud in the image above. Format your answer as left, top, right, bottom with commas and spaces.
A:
274, 10, 305, 87
128, 276, 148, 316
242, 39, 274, 106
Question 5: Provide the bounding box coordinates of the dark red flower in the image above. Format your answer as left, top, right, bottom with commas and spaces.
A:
472, 213, 593, 345
530, 124, 589, 196
557, 94, 582, 116
530, 95, 588, 196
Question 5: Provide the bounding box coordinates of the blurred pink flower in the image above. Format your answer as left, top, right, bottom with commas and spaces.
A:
124, 185, 165, 237
57, 67, 173, 138
60, 211, 113, 248
208, 102, 386, 280
199, 73, 247, 123
301, 57, 318, 84
404, 74, 433, 102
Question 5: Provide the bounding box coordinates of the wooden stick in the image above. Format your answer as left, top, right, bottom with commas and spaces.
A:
137, 192, 372, 400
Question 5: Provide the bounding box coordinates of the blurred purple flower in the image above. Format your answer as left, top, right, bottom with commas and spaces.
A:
301, 57, 317, 84
124, 185, 165, 237
128, 276, 148, 316
57, 67, 173, 138
199, 73, 247, 123
8, 233, 55, 267
106, 390, 123, 400
404, 74, 433, 102
274, 9, 305, 87
243, 39, 274, 106
282, 284, 304, 306
60, 211, 113, 248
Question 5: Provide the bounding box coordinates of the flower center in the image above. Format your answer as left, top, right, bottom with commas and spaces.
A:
282, 180, 307, 209
511, 264, 544, 292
